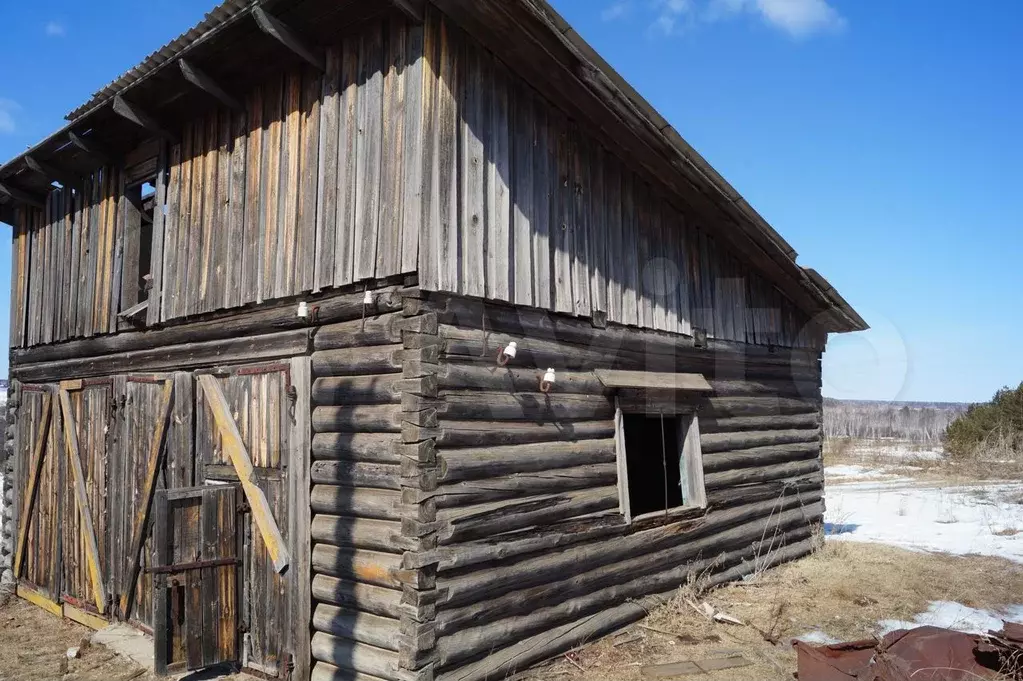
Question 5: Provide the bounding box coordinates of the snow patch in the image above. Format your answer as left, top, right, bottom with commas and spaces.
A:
825, 482, 1023, 562
792, 630, 843, 645
878, 601, 1023, 635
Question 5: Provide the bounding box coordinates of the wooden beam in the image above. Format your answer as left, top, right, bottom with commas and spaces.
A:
197, 374, 291, 573
58, 388, 109, 614
63, 602, 109, 631
68, 131, 113, 166
0, 182, 45, 209
24, 155, 84, 189
391, 0, 425, 23
252, 6, 325, 72
119, 379, 174, 619
17, 584, 63, 617
112, 95, 178, 142
178, 59, 244, 111
13, 392, 53, 579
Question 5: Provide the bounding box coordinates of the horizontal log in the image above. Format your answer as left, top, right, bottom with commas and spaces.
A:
439, 487, 620, 544
701, 442, 821, 474
439, 324, 821, 375
704, 459, 823, 490
312, 574, 403, 620
312, 433, 402, 464
313, 312, 407, 350
700, 428, 820, 454
313, 604, 401, 652
700, 396, 821, 417
12, 329, 310, 383
12, 286, 404, 366
439, 362, 609, 394
433, 464, 619, 509
706, 473, 823, 508
439, 439, 616, 483
435, 518, 819, 668
311, 515, 403, 552
311, 462, 401, 489
313, 406, 402, 434
431, 420, 615, 448
311, 633, 400, 681
312, 661, 399, 681
435, 506, 819, 646
311, 486, 401, 520
313, 375, 403, 406
699, 412, 821, 433
436, 297, 823, 359
436, 490, 817, 607
439, 391, 613, 421
311, 545, 404, 588
313, 345, 403, 378
708, 378, 821, 398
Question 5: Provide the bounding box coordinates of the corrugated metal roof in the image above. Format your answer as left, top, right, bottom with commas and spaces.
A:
66, 0, 253, 121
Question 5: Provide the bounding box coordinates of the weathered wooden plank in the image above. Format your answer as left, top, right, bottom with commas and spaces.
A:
315, 47, 341, 291
620, 171, 639, 326
334, 38, 360, 287
531, 96, 552, 309
401, 23, 425, 275
198, 113, 219, 313
146, 143, 168, 325
58, 388, 107, 613
120, 379, 174, 618
261, 76, 284, 303
510, 84, 533, 307
183, 120, 205, 317
571, 130, 591, 318
460, 40, 487, 298
297, 67, 321, 296
635, 181, 653, 329
277, 70, 303, 298
354, 23, 385, 282
211, 110, 232, 310
196, 375, 290, 573
13, 392, 52, 579
418, 12, 441, 291
551, 110, 573, 315
377, 19, 407, 279
241, 87, 263, 305
435, 17, 460, 292
485, 59, 512, 302
289, 356, 313, 681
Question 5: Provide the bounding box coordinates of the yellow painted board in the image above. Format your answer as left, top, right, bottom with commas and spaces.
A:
17, 584, 62, 617
63, 602, 109, 631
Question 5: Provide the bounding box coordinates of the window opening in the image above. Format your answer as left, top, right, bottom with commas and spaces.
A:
619, 410, 704, 520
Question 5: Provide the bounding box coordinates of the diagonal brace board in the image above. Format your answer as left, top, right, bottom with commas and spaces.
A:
58, 388, 108, 613
120, 378, 175, 618
197, 374, 291, 574
13, 391, 54, 579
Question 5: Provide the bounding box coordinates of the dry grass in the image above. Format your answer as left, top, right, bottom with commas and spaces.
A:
823, 437, 1023, 483
524, 542, 1023, 681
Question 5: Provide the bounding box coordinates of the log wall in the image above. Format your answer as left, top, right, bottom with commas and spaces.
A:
411, 293, 825, 681
416, 8, 820, 348
307, 297, 439, 681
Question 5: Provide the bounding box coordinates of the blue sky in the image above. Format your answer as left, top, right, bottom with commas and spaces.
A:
1, 0, 1021, 403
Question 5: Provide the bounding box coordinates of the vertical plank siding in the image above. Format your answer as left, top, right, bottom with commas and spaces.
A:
9, 15, 424, 349
414, 9, 818, 349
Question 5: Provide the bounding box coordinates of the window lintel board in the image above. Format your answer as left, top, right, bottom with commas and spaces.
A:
595, 370, 711, 392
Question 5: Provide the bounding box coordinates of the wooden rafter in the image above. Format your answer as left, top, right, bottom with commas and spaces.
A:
120, 378, 174, 618
391, 0, 425, 23
197, 374, 291, 573
252, 6, 325, 72
0, 182, 45, 209
13, 392, 53, 579
178, 59, 243, 111
68, 131, 113, 166
58, 388, 108, 614
25, 155, 85, 189
112, 95, 178, 142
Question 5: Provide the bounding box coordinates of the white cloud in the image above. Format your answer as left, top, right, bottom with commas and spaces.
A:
45, 21, 66, 37
0, 99, 18, 135
601, 1, 633, 21
606, 0, 845, 38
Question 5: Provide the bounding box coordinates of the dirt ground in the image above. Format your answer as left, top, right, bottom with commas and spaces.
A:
0, 589, 155, 681
526, 541, 1023, 681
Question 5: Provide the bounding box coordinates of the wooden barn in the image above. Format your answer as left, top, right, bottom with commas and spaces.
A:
0, 0, 867, 679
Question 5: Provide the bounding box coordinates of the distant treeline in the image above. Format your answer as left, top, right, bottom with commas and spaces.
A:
823, 398, 970, 443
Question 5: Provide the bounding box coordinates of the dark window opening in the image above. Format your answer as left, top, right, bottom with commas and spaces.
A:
623, 414, 684, 516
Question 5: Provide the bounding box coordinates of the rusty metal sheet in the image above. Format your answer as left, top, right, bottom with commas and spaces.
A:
794, 624, 1023, 681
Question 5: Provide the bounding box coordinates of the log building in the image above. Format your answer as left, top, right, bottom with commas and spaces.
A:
0, 1, 866, 680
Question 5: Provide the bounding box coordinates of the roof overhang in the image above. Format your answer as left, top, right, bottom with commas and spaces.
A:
0, 0, 867, 334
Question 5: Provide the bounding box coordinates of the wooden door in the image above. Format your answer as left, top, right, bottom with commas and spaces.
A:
152, 485, 239, 675
194, 363, 292, 676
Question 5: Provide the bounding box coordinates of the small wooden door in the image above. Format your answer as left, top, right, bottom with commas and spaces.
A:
152, 485, 239, 675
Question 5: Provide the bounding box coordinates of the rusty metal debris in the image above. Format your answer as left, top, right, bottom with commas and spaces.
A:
794, 622, 1023, 681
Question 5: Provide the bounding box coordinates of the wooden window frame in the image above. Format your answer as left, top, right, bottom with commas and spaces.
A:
614, 397, 707, 525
